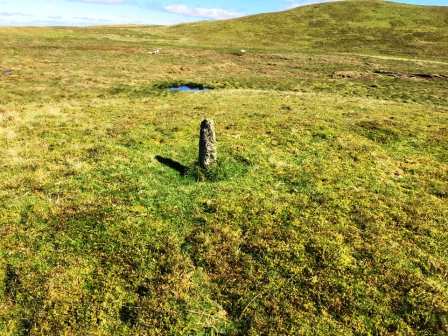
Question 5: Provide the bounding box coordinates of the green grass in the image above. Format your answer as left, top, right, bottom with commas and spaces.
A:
0, 1, 447, 335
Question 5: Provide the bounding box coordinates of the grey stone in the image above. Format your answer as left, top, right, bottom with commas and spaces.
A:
198, 119, 217, 169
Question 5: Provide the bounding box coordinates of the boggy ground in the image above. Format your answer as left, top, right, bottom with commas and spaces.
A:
0, 11, 448, 336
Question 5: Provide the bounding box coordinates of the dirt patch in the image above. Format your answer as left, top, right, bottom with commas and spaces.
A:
2, 68, 13, 76
374, 70, 448, 80
333, 69, 448, 81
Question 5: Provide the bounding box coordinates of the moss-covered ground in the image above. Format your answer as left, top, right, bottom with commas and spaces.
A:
0, 1, 447, 335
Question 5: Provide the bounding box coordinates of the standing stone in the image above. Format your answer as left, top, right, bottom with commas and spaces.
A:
198, 119, 217, 169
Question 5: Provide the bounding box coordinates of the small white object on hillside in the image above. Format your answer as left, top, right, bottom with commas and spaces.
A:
148, 48, 161, 55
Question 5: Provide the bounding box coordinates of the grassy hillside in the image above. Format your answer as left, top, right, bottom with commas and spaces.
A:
0, 1, 447, 335
162, 0, 448, 60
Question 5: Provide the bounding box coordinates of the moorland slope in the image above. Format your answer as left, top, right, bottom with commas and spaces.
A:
164, 0, 448, 59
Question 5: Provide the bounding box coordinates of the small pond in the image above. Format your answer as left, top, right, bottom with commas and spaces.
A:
168, 85, 210, 93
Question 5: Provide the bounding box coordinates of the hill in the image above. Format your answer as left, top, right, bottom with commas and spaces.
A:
162, 0, 448, 59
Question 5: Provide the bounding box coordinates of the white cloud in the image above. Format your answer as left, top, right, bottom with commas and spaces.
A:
164, 4, 242, 20
0, 12, 30, 17
72, 0, 126, 4
0, 11, 125, 26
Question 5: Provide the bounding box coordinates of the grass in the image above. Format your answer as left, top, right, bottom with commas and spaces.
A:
0, 1, 447, 335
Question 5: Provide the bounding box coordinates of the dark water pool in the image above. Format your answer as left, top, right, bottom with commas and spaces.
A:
168, 85, 210, 93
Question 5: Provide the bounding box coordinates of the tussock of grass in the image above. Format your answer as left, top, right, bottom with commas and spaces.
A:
186, 157, 250, 183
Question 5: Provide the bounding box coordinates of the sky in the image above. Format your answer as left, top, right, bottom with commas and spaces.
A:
0, 0, 447, 26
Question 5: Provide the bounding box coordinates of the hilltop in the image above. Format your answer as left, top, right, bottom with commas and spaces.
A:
161, 0, 448, 59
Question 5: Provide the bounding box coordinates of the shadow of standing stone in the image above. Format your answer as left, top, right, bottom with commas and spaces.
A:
155, 156, 189, 176
199, 119, 217, 169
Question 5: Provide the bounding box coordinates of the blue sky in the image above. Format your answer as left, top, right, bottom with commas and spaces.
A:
0, 0, 447, 26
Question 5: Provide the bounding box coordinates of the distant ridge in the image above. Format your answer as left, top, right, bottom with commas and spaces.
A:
164, 0, 448, 60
